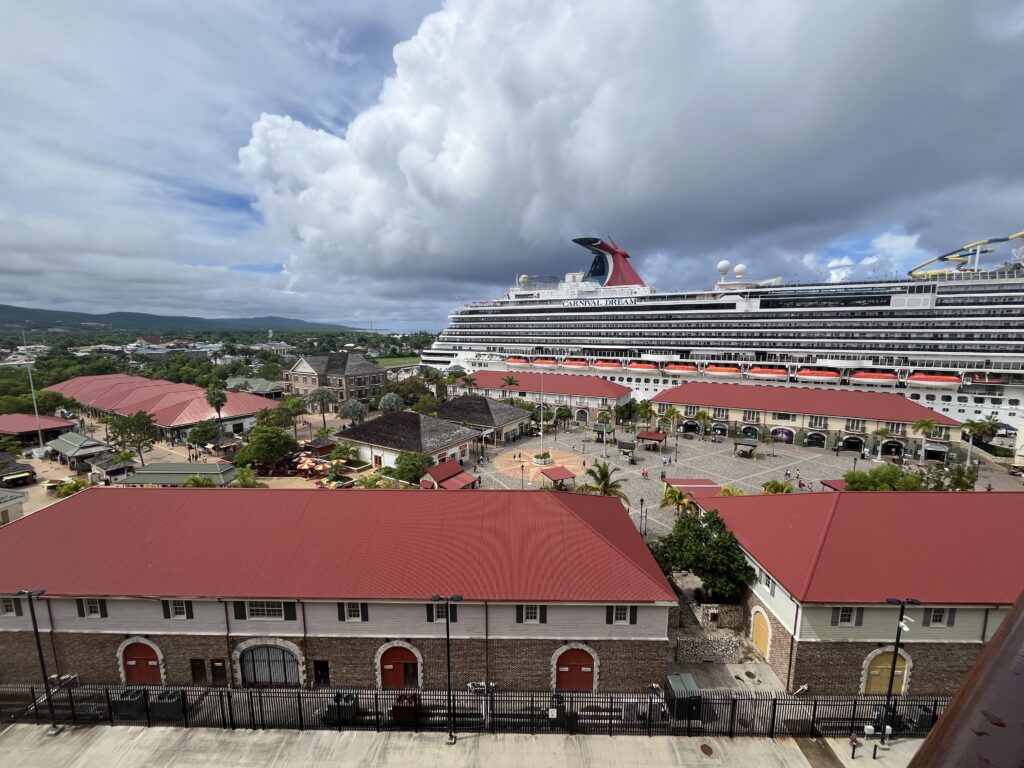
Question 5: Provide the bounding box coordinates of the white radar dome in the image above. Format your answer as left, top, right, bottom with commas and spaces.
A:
518, 274, 529, 285
734, 264, 748, 279
716, 260, 731, 276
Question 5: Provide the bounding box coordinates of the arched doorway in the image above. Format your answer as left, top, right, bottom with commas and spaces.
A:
805, 432, 827, 448
771, 428, 794, 444
864, 651, 908, 695
751, 611, 770, 659
882, 440, 904, 457
575, 409, 589, 425
741, 426, 759, 439
682, 420, 699, 434
239, 645, 300, 687
122, 642, 161, 685
712, 422, 728, 436
923, 443, 948, 462
555, 648, 595, 691
380, 646, 419, 689
842, 436, 865, 452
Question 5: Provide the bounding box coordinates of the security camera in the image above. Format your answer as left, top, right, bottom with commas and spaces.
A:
899, 622, 910, 632
794, 684, 809, 695
903, 616, 914, 623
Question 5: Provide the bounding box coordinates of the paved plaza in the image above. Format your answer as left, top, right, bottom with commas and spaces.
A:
473, 425, 1021, 539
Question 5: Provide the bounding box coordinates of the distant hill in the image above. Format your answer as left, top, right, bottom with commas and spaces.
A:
0, 304, 352, 332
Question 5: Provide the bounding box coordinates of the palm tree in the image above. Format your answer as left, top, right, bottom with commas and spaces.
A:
718, 485, 746, 496
761, 480, 793, 494
460, 374, 478, 392
555, 406, 573, 429
576, 461, 630, 503
205, 383, 227, 426
315, 426, 332, 439
663, 406, 681, 433
182, 474, 216, 488
912, 418, 939, 465
660, 486, 698, 516
961, 416, 1000, 465
695, 409, 712, 438
306, 387, 338, 429
330, 441, 358, 462
871, 427, 891, 460
231, 466, 266, 488
500, 375, 519, 396
280, 395, 308, 439
636, 400, 655, 429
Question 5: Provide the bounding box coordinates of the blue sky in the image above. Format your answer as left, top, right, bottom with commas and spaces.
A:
2, 1, 1023, 330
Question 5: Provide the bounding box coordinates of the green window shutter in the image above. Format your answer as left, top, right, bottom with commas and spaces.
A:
854, 608, 864, 626
337, 603, 346, 621
98, 600, 108, 618
515, 605, 523, 624
161, 600, 171, 619
185, 601, 194, 619
426, 604, 435, 622
539, 605, 547, 624
283, 602, 297, 621
922, 608, 933, 627
13, 598, 22, 617
606, 606, 614, 625
233, 601, 247, 620
946, 608, 956, 626
360, 603, 369, 622
76, 599, 85, 617
629, 606, 638, 625
449, 604, 458, 623
829, 607, 840, 626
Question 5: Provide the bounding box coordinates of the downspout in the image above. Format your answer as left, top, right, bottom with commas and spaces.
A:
300, 601, 309, 687
222, 600, 235, 686
787, 603, 800, 691
44, 598, 61, 676
484, 602, 490, 685
981, 607, 989, 642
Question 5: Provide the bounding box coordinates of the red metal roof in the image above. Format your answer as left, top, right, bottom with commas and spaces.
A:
0, 488, 676, 603
45, 375, 278, 428
653, 382, 958, 426
464, 371, 630, 399
0, 414, 76, 435
665, 478, 722, 496
820, 479, 847, 491
705, 492, 1024, 604
438, 471, 478, 490
540, 466, 576, 482
425, 460, 463, 483
636, 431, 667, 441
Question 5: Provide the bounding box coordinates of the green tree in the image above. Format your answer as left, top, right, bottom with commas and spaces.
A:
182, 474, 216, 487
330, 441, 358, 462
108, 412, 160, 466
459, 374, 478, 391
55, 477, 91, 497
231, 466, 267, 488
0, 435, 21, 455
947, 462, 979, 491
411, 393, 439, 414
187, 420, 222, 448
355, 471, 403, 489
760, 480, 793, 494
315, 426, 332, 439
636, 400, 655, 428
663, 406, 681, 433
500, 375, 519, 394
339, 398, 367, 425
234, 426, 298, 469
871, 427, 891, 460
205, 383, 227, 425
280, 395, 309, 438
718, 485, 746, 496
555, 406, 573, 429
660, 486, 698, 516
695, 409, 712, 437
392, 451, 434, 484
597, 411, 611, 424
911, 418, 939, 465
843, 463, 926, 491
306, 387, 338, 429
379, 392, 405, 413
576, 461, 629, 503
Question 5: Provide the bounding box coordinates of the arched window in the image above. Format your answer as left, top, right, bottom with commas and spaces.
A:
239, 645, 300, 687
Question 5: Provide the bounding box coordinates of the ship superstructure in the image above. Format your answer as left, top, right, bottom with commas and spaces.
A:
424, 234, 1024, 424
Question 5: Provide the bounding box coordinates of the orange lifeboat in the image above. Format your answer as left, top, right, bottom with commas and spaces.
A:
746, 367, 789, 380
627, 362, 658, 371
532, 359, 558, 367
850, 371, 899, 386
704, 365, 742, 378
506, 357, 530, 367
664, 364, 698, 375
795, 369, 840, 382
907, 373, 961, 389
592, 361, 623, 370
561, 359, 589, 369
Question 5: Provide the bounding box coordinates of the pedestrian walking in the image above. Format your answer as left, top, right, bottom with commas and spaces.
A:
796, 468, 801, 480
784, 469, 791, 480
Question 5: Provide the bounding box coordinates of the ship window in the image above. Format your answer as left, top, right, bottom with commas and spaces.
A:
909, 394, 920, 400
973, 398, 985, 404
1010, 400, 1020, 406
925, 395, 935, 401
957, 396, 968, 403
643, 378, 651, 384
940, 395, 951, 402
626, 377, 633, 383
957, 409, 965, 413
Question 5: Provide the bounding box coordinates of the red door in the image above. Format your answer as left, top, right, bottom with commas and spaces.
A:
123, 643, 161, 684
380, 647, 418, 689
555, 649, 594, 691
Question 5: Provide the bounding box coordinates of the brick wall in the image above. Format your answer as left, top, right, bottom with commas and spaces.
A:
0, 631, 59, 684
791, 640, 983, 695
740, 589, 795, 690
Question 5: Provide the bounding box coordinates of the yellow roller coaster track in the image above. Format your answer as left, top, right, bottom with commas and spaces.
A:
908, 229, 1024, 279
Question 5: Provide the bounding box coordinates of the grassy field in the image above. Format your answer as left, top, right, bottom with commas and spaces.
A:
372, 356, 421, 367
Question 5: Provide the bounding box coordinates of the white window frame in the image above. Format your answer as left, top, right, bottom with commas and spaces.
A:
762, 574, 774, 593
170, 599, 188, 619
930, 607, 948, 627
0, 597, 16, 616
612, 605, 629, 625
712, 408, 729, 420
345, 602, 363, 622
845, 419, 865, 432
246, 600, 285, 620
809, 416, 828, 429
433, 603, 448, 621
742, 410, 760, 423
85, 598, 102, 618
837, 606, 854, 626
523, 604, 540, 624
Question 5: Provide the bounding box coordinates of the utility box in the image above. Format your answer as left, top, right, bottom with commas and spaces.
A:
665, 673, 701, 720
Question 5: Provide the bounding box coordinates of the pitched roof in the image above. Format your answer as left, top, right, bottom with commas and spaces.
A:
340, 411, 480, 454
435, 395, 531, 428
87, 452, 135, 473
44, 375, 279, 428
541, 466, 576, 482
665, 478, 722, 496
704, 492, 1024, 605
0, 453, 34, 479
652, 382, 959, 426
46, 432, 108, 458
463, 371, 631, 399
425, 460, 463, 483
225, 377, 285, 394
119, 462, 237, 486
0, 414, 76, 435
0, 488, 676, 603
298, 352, 381, 377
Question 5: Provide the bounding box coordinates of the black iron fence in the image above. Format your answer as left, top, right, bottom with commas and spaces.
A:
0, 682, 950, 739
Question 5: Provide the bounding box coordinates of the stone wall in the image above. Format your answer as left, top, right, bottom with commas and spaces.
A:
674, 633, 752, 664
740, 588, 795, 690
692, 604, 744, 631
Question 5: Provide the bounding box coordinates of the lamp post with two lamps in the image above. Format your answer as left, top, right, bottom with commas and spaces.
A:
639, 497, 647, 536
880, 597, 921, 746
15, 588, 60, 735
430, 593, 464, 745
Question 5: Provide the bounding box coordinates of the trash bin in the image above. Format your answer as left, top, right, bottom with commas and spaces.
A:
665, 673, 701, 720
548, 692, 567, 726
391, 693, 418, 723
111, 688, 147, 717
322, 692, 359, 725
151, 690, 185, 720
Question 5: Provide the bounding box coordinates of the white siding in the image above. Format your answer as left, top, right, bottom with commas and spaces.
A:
799, 605, 988, 642
304, 602, 485, 638
744, 555, 798, 633
983, 607, 1008, 641
489, 604, 667, 640
46, 598, 227, 635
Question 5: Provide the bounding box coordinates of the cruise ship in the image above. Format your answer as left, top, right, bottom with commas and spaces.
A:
423, 233, 1024, 424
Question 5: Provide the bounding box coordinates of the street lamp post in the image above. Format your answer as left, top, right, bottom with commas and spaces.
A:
520, 464, 524, 490
16, 589, 59, 735
881, 597, 921, 746
639, 497, 646, 536
853, 456, 859, 473
430, 594, 464, 745
674, 434, 678, 461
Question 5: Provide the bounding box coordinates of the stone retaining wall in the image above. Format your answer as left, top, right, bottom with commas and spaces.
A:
674, 632, 753, 664
692, 603, 744, 631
